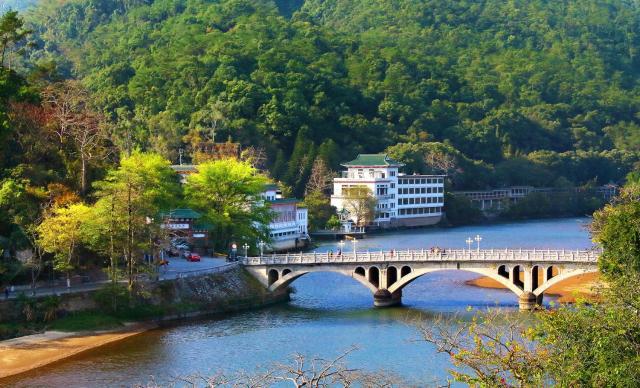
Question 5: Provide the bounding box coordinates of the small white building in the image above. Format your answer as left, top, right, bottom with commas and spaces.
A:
330, 154, 445, 228
262, 184, 309, 252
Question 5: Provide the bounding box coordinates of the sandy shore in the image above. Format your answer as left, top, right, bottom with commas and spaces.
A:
466, 272, 602, 303
0, 322, 156, 379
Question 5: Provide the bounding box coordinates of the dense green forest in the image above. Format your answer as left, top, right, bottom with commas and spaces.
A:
6, 0, 636, 195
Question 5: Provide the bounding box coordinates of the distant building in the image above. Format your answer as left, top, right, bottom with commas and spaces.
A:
453, 184, 620, 212
160, 208, 210, 253
330, 154, 445, 228
261, 184, 309, 252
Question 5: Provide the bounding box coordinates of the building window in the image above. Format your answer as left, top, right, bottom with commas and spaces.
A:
390, 183, 395, 188
390, 171, 396, 177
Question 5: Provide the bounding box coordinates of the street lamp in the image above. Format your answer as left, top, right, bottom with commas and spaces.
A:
474, 235, 482, 252
243, 243, 250, 258
466, 237, 473, 251
352, 239, 358, 257
258, 240, 265, 257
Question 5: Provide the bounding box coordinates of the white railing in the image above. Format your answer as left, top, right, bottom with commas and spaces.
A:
242, 249, 600, 266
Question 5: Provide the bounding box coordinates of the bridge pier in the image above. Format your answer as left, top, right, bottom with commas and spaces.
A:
374, 289, 402, 307
518, 291, 543, 310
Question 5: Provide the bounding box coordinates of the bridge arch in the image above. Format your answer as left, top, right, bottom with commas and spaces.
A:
355, 266, 365, 277
401, 265, 412, 278
512, 265, 524, 290
267, 267, 379, 294
388, 267, 525, 297
387, 266, 398, 287
368, 266, 380, 288
533, 268, 599, 296
498, 265, 509, 279
268, 269, 279, 286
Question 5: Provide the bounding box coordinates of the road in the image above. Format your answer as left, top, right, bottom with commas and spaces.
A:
2, 256, 236, 300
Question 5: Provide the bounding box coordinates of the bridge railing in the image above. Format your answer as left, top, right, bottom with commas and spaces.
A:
242, 248, 600, 266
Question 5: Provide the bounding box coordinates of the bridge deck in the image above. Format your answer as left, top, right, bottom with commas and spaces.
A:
243, 248, 599, 266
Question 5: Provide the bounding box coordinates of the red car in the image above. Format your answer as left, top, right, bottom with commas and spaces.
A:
186, 253, 201, 262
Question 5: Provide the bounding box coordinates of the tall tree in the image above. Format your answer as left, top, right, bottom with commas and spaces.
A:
184, 159, 271, 250
91, 151, 180, 289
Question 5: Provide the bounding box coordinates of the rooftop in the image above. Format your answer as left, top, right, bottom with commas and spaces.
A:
161, 208, 202, 219
342, 154, 404, 167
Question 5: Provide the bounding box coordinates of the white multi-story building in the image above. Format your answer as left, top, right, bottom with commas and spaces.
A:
330, 154, 445, 228
262, 184, 309, 252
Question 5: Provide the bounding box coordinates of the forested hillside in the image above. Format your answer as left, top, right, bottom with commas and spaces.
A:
14, 0, 640, 193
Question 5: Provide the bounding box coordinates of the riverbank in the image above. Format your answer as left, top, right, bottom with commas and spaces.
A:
0, 266, 290, 380
466, 272, 602, 303
0, 322, 155, 379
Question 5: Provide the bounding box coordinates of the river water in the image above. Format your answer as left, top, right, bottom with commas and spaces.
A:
5, 218, 593, 387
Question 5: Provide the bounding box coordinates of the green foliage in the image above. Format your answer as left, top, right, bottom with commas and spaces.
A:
325, 214, 340, 230
443, 193, 483, 226
592, 183, 640, 277
184, 158, 271, 250
89, 151, 181, 287
301, 190, 335, 231
19, 0, 640, 192
48, 311, 123, 332
36, 202, 93, 273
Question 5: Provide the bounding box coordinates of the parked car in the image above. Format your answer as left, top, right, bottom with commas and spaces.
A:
186, 253, 201, 262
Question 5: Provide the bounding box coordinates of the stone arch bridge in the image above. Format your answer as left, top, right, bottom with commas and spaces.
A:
242, 249, 599, 310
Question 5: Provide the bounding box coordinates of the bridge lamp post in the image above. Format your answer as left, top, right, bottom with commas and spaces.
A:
258, 240, 265, 257
474, 235, 482, 252
466, 237, 473, 251
352, 239, 358, 256
338, 240, 345, 254
243, 243, 250, 258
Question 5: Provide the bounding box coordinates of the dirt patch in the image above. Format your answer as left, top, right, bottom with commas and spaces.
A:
0, 322, 156, 379
466, 272, 602, 303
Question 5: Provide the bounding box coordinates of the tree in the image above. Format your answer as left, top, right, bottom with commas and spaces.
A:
304, 158, 335, 196
37, 202, 92, 285
341, 186, 376, 227
42, 81, 109, 195
302, 190, 336, 231
592, 182, 640, 276
0, 11, 31, 68
91, 152, 181, 289
419, 309, 549, 387
184, 159, 272, 251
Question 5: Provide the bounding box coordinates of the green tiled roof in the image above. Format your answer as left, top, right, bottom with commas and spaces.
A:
161, 208, 202, 219
342, 154, 404, 167
193, 222, 214, 231
264, 183, 279, 191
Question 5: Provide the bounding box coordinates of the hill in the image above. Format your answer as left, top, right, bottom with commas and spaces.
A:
18, 0, 640, 193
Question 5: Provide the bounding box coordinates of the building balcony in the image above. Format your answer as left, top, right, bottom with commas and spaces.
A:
339, 172, 389, 180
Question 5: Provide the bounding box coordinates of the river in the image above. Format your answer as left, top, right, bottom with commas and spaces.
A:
5, 218, 594, 387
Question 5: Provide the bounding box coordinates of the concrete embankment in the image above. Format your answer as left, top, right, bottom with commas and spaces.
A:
0, 266, 289, 379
